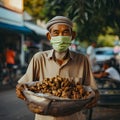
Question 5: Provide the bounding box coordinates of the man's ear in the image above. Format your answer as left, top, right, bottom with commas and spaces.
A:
71, 31, 76, 40
46, 32, 51, 41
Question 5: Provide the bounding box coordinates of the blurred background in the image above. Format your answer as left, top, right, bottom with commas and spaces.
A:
0, 0, 120, 120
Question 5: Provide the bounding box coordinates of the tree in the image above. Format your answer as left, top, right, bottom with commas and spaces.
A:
62, 0, 120, 43
24, 0, 45, 20
24, 0, 120, 45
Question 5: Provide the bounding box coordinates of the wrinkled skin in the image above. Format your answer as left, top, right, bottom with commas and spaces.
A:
85, 90, 99, 109
16, 83, 26, 100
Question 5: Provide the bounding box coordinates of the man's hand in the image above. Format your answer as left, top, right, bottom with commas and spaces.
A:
85, 90, 99, 109
16, 83, 26, 100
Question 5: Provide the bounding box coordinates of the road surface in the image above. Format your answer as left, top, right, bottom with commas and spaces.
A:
0, 88, 34, 120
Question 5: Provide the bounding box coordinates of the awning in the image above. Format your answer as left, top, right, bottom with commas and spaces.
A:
0, 22, 33, 34
24, 21, 48, 36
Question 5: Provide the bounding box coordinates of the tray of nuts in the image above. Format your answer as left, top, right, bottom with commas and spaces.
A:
22, 76, 95, 116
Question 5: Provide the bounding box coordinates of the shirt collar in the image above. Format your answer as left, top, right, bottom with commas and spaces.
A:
47, 49, 54, 60
47, 49, 74, 60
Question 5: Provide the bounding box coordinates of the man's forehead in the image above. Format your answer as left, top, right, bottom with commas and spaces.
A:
50, 23, 71, 31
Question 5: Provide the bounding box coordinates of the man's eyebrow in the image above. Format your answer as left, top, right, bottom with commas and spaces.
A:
63, 28, 72, 33
64, 29, 70, 31
49, 29, 58, 33
52, 29, 58, 31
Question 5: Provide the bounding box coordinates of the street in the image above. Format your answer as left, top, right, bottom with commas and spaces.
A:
0, 88, 34, 120
0, 87, 120, 120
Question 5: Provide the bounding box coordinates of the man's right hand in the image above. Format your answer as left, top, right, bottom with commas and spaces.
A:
16, 83, 26, 100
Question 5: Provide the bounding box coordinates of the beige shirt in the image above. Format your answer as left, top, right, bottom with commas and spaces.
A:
18, 49, 97, 120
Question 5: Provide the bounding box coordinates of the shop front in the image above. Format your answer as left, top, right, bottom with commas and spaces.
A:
0, 6, 35, 66
0, 4, 47, 67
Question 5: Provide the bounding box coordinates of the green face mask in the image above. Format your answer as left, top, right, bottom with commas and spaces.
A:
50, 36, 72, 52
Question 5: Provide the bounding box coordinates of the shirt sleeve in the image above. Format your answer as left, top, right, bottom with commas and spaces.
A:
86, 46, 92, 55
83, 56, 98, 90
18, 54, 40, 84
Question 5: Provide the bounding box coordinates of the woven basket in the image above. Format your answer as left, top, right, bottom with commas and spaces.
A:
23, 85, 95, 116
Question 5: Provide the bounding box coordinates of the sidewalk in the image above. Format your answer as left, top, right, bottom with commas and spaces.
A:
92, 106, 120, 120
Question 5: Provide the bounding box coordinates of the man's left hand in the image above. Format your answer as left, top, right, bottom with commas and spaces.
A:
85, 90, 99, 109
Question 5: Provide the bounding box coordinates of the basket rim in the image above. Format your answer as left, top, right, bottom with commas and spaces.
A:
23, 86, 95, 101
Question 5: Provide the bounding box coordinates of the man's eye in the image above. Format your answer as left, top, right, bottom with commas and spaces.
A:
64, 31, 68, 34
52, 31, 59, 35
63, 30, 70, 35
54, 32, 58, 34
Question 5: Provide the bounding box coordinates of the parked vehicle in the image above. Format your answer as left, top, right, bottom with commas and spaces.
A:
95, 47, 115, 64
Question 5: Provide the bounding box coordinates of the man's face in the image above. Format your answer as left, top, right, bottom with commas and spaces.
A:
92, 43, 96, 48
103, 64, 108, 70
49, 24, 72, 37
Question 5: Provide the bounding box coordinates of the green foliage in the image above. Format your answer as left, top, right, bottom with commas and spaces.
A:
24, 0, 46, 20
43, 0, 71, 21
66, 0, 120, 43
24, 0, 120, 46
98, 34, 115, 47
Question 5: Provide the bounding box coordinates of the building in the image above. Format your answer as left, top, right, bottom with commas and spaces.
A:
0, 0, 48, 66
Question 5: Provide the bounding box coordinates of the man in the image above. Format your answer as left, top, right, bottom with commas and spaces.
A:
2, 45, 16, 85
93, 60, 120, 81
86, 42, 96, 71
16, 16, 99, 120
